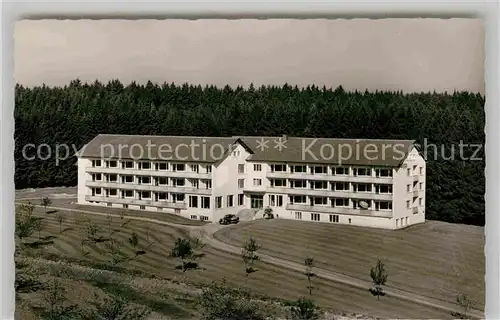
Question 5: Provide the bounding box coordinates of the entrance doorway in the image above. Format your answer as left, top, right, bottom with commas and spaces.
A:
250, 195, 264, 209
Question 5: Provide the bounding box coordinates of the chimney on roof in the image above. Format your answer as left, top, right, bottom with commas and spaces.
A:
282, 134, 287, 141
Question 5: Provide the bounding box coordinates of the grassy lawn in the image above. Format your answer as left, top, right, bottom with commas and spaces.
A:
214, 219, 485, 310
15, 205, 454, 319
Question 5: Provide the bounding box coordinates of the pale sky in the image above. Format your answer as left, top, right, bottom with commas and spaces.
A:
14, 18, 484, 93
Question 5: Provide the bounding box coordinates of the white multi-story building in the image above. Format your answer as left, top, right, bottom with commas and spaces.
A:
77, 134, 426, 229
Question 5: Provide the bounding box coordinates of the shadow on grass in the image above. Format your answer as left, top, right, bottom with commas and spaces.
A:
46, 209, 58, 214
24, 240, 55, 249
175, 262, 204, 272
91, 281, 193, 318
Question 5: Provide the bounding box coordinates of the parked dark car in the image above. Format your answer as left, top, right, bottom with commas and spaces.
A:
219, 214, 240, 225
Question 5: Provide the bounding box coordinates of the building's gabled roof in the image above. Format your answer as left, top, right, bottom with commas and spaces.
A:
238, 136, 416, 167
79, 134, 418, 167
78, 134, 238, 163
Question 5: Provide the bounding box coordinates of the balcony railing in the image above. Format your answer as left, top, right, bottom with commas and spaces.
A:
285, 203, 392, 218
267, 187, 393, 201
85, 181, 212, 195
266, 172, 393, 184
85, 195, 187, 209
86, 167, 211, 179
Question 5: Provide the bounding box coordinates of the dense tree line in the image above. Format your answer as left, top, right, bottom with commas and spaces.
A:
14, 80, 485, 226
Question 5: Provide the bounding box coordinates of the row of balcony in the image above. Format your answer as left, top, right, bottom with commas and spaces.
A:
85, 195, 188, 209
285, 204, 393, 218
86, 181, 212, 195
244, 186, 400, 200
265, 172, 395, 183
86, 167, 211, 179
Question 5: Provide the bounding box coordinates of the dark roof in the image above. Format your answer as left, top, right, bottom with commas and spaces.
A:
78, 134, 238, 163
79, 134, 417, 167
239, 136, 416, 167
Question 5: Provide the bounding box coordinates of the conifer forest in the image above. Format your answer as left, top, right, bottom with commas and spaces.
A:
14, 80, 485, 226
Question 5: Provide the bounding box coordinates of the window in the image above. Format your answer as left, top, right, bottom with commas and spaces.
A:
354, 183, 372, 192
269, 195, 276, 206
140, 205, 146, 210
329, 214, 339, 223
406, 200, 410, 208
190, 164, 199, 173
396, 219, 399, 227
313, 181, 328, 190
173, 163, 185, 172
272, 164, 286, 172
173, 193, 185, 202
107, 203, 112, 207
291, 195, 307, 204
140, 161, 151, 170
93, 188, 102, 195
293, 180, 307, 188
253, 179, 262, 186
419, 198, 423, 206
123, 190, 133, 198
140, 191, 151, 200
238, 194, 244, 206
334, 198, 349, 207
123, 161, 134, 169
206, 166, 212, 173
238, 179, 245, 188
334, 167, 349, 175
191, 179, 199, 189
189, 196, 198, 208
172, 178, 185, 187
92, 173, 102, 181
314, 197, 327, 205
109, 189, 117, 196
156, 192, 167, 201
200, 216, 209, 221
311, 213, 320, 221
216, 196, 223, 209
238, 164, 245, 174
92, 159, 101, 167
314, 166, 328, 174
377, 201, 392, 210
157, 177, 168, 185
377, 185, 392, 194
107, 160, 117, 168
190, 215, 198, 220
354, 168, 370, 176
407, 168, 411, 176
107, 174, 118, 182
122, 175, 133, 183
140, 176, 151, 184
292, 165, 307, 173
334, 182, 349, 191
272, 179, 286, 187
227, 195, 234, 207
276, 195, 283, 207
407, 184, 411, 192
253, 164, 262, 171
201, 197, 210, 209
406, 217, 409, 225
158, 162, 168, 170
123, 204, 128, 209
420, 167, 423, 175
376, 168, 392, 177
294, 212, 302, 219
419, 182, 423, 190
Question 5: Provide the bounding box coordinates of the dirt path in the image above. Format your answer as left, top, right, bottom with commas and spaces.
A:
15, 202, 484, 319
